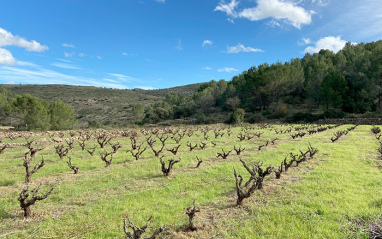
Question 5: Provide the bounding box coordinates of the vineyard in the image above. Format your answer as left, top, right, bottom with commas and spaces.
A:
0, 124, 381, 238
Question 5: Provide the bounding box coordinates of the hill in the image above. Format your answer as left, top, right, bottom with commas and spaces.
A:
1, 83, 202, 127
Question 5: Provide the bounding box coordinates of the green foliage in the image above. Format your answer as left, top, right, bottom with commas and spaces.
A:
0, 89, 76, 131
132, 103, 145, 123
25, 101, 50, 130
232, 108, 245, 124
49, 100, 77, 130
319, 70, 348, 111
88, 119, 102, 128
189, 40, 382, 122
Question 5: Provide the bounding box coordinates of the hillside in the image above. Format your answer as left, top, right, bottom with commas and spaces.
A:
1, 83, 201, 127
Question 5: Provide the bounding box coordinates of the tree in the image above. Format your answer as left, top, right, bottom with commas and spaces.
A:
49, 100, 77, 130
319, 70, 348, 111
25, 101, 50, 130
132, 103, 145, 123
226, 97, 241, 111
12, 94, 50, 130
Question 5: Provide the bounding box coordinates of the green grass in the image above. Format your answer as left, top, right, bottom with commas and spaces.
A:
0, 124, 381, 238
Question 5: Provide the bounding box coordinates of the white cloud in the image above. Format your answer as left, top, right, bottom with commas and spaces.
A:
202, 40, 213, 47
97, 55, 102, 59
298, 37, 311, 45
64, 52, 75, 58
62, 43, 75, 48
0, 48, 16, 65
227, 43, 264, 53
107, 73, 134, 83
154, 0, 165, 3
203, 67, 212, 70
239, 0, 313, 29
0, 27, 48, 52
214, 0, 239, 17
51, 62, 82, 70
218, 67, 238, 73
227, 18, 235, 24
175, 39, 182, 51
214, 0, 313, 29
122, 52, 138, 56
304, 36, 347, 54
78, 53, 85, 57
135, 86, 156, 90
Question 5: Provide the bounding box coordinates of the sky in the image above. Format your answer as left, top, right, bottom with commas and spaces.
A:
0, 0, 381, 90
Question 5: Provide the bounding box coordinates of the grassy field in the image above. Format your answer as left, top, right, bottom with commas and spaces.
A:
0, 124, 381, 238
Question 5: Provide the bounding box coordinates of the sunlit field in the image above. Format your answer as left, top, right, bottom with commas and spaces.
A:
1, 123, 381, 238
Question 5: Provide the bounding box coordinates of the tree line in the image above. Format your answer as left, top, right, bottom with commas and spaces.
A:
0, 87, 77, 130
134, 40, 382, 124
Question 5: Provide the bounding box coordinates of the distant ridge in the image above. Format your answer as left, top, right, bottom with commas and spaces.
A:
2, 83, 203, 127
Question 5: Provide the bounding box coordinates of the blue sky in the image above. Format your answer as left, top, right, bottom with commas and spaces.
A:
0, 0, 381, 89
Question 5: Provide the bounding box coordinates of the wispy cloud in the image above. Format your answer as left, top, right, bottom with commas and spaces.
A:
64, 52, 75, 58
78, 53, 85, 57
122, 52, 138, 56
298, 37, 312, 45
311, 0, 330, 7
214, 0, 314, 29
0, 61, 130, 89
313, 1, 382, 41
107, 73, 135, 83
226, 43, 264, 53
51, 62, 82, 70
217, 67, 238, 73
214, 0, 239, 17
154, 0, 165, 3
267, 20, 281, 28
202, 40, 213, 47
203, 67, 212, 70
97, 55, 102, 60
175, 39, 182, 51
62, 43, 75, 48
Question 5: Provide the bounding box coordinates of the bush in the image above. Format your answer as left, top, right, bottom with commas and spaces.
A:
232, 108, 245, 124
88, 119, 102, 128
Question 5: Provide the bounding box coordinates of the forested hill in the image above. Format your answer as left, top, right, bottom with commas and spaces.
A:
140, 40, 382, 125
1, 83, 201, 128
